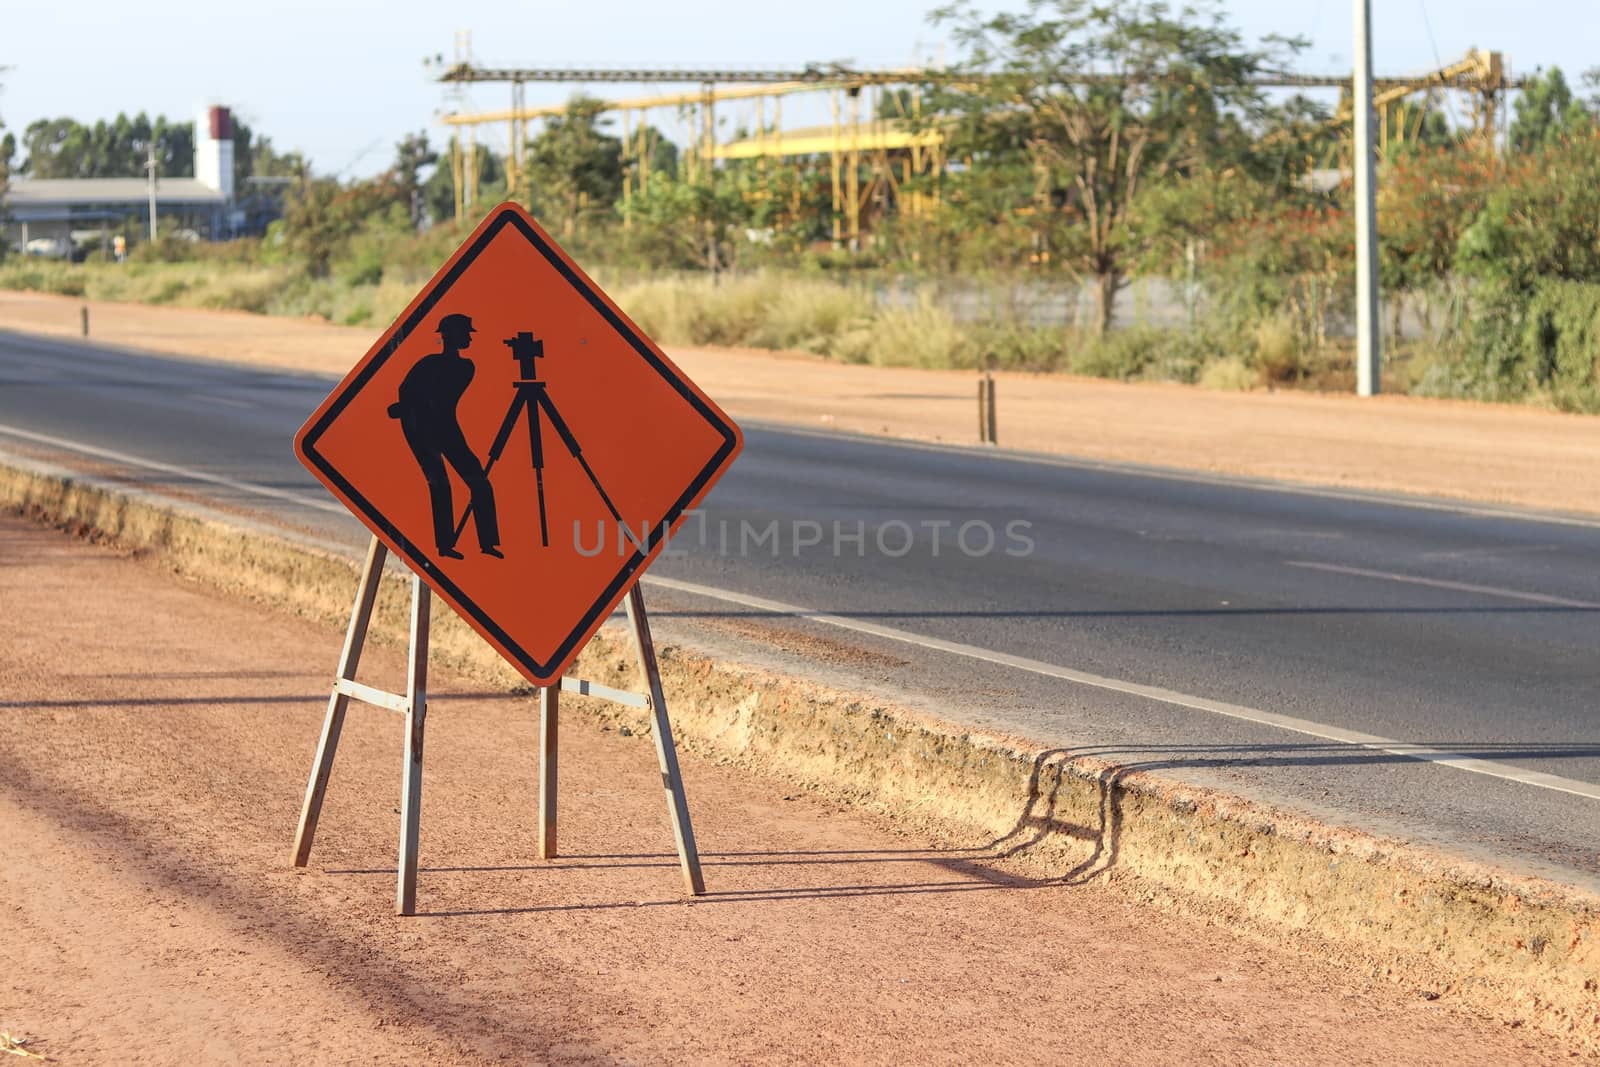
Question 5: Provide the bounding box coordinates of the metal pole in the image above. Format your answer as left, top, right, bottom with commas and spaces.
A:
1352, 0, 1381, 396
538, 683, 559, 858
396, 576, 431, 916
145, 142, 158, 243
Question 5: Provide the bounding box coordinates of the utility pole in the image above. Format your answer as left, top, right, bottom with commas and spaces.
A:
1352, 0, 1381, 396
145, 141, 159, 242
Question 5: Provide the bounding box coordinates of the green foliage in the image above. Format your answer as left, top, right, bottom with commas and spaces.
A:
129, 233, 198, 264
890, 161, 1052, 274
1510, 67, 1595, 155
240, 130, 301, 183
1456, 133, 1600, 290
281, 171, 400, 278
391, 132, 437, 228
1130, 166, 1277, 277
929, 0, 1303, 332
22, 112, 193, 178
619, 174, 750, 272
1421, 280, 1600, 409
1065, 324, 1225, 383
1204, 197, 1353, 353
524, 97, 623, 237
1400, 132, 1600, 409
1377, 147, 1497, 292
422, 140, 506, 226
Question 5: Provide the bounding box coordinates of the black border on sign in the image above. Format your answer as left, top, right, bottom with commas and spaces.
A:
297, 207, 740, 679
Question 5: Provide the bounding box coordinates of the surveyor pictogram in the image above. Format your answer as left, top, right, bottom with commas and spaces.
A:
387, 312, 503, 560
454, 328, 634, 551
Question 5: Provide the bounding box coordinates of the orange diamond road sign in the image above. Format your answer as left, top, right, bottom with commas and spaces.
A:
295, 202, 743, 685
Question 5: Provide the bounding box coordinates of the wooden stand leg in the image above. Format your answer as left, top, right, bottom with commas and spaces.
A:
539, 683, 559, 858
293, 537, 388, 867
396, 575, 431, 916
624, 585, 705, 895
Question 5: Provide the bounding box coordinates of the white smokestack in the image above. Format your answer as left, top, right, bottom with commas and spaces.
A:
195, 105, 235, 201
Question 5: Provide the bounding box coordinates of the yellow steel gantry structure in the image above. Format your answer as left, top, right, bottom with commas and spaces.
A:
438, 72, 943, 245
433, 49, 1524, 242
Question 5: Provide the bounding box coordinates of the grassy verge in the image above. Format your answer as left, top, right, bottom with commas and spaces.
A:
2, 257, 1593, 408
0, 258, 1302, 380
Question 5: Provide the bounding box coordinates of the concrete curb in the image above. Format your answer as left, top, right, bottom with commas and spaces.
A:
3, 451, 1596, 1052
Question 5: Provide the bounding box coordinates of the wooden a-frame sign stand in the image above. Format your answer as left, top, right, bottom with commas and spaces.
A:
290, 536, 705, 915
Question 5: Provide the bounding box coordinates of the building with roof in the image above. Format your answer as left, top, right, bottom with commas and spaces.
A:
2, 106, 244, 257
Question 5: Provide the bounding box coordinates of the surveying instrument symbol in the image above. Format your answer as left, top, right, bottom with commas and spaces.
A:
454, 329, 632, 551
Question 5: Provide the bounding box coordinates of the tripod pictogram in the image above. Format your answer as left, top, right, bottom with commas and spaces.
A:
454, 330, 632, 550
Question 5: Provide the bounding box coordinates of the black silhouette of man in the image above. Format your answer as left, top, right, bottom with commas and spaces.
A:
387, 313, 502, 560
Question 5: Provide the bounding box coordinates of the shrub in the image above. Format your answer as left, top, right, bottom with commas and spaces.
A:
847, 291, 973, 368
1069, 327, 1166, 380
752, 281, 873, 353
1199, 355, 1256, 391
976, 324, 1069, 372
148, 277, 191, 304
1250, 314, 1304, 383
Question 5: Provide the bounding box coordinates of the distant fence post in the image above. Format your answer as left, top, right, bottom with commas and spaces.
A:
986, 371, 998, 446
977, 364, 997, 446
81, 306, 89, 338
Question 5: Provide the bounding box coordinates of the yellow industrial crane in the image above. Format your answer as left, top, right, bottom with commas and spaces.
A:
433, 48, 1524, 244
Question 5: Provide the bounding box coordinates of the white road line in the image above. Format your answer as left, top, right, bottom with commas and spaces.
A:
190, 392, 257, 410
5, 423, 1597, 803
1285, 560, 1600, 609
0, 422, 348, 516
643, 574, 1600, 803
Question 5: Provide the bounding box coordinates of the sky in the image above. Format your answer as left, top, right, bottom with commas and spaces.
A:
2, 0, 1593, 178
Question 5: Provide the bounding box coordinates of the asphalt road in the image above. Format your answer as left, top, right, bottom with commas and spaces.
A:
2, 327, 1597, 888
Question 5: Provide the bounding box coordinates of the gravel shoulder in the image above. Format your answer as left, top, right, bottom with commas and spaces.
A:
5, 288, 1599, 516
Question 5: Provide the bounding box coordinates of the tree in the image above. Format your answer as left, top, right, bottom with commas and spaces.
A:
524, 96, 623, 237
18, 112, 199, 179
622, 173, 750, 271
1437, 133, 1600, 403
387, 131, 437, 229
1456, 132, 1600, 290
632, 125, 680, 183
1510, 67, 1594, 154
930, 0, 1301, 333
281, 165, 394, 277
1376, 148, 1495, 292
1249, 94, 1334, 184
231, 118, 295, 190
421, 139, 506, 225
